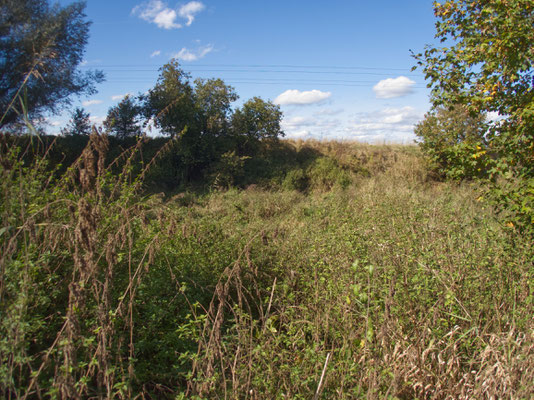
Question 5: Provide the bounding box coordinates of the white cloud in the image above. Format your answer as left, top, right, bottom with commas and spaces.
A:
486, 111, 508, 123
132, 0, 181, 29
282, 116, 316, 127
346, 106, 424, 143
281, 114, 341, 139
150, 50, 161, 58
82, 99, 103, 107
132, 0, 205, 29
89, 115, 106, 125
373, 76, 416, 99
111, 93, 132, 101
316, 108, 344, 116
173, 44, 213, 61
79, 59, 102, 67
178, 1, 205, 26
274, 89, 332, 106
47, 119, 63, 127
286, 129, 311, 139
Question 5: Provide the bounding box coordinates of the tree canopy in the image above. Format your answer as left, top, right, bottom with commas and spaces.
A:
104, 95, 143, 139
141, 59, 284, 179
231, 97, 284, 142
61, 106, 91, 136
0, 0, 104, 127
414, 0, 534, 228
143, 60, 195, 138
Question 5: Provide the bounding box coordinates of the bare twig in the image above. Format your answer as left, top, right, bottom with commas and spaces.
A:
313, 352, 331, 400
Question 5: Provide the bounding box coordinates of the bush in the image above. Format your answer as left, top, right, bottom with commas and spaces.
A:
414, 105, 492, 180
282, 168, 309, 192
307, 157, 351, 190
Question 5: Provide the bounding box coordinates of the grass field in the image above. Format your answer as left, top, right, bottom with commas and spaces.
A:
1, 136, 532, 399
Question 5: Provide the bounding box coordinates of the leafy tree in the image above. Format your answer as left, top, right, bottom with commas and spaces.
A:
143, 59, 195, 138
104, 95, 143, 139
194, 78, 238, 138
231, 97, 284, 154
0, 0, 104, 127
414, 104, 490, 180
61, 107, 91, 136
414, 0, 533, 228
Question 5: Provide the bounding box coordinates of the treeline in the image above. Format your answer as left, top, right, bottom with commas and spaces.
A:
57, 60, 285, 187
3, 132, 365, 195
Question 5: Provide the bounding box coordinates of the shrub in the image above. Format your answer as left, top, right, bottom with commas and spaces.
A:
282, 168, 309, 192
414, 104, 492, 180
307, 157, 351, 190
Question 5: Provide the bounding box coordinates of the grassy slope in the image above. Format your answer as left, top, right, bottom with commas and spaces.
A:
1, 137, 532, 399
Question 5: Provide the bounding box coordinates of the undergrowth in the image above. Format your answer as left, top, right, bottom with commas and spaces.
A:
0, 135, 532, 399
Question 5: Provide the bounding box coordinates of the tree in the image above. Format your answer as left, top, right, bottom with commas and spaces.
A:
194, 78, 238, 138
414, 104, 490, 180
0, 0, 104, 127
104, 95, 143, 139
143, 59, 195, 138
61, 107, 91, 136
414, 0, 534, 228
231, 97, 284, 154
142, 60, 285, 180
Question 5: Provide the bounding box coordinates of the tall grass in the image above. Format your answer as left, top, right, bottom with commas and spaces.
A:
0, 135, 532, 399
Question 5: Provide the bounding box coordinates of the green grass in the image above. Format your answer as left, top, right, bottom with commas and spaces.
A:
1, 136, 532, 399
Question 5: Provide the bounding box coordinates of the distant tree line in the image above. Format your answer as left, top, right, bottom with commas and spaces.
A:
62, 59, 284, 183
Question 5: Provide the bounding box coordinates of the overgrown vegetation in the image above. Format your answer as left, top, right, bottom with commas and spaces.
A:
1, 135, 532, 399
1, 0, 533, 398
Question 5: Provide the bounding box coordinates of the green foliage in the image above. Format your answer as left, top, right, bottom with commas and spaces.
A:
143, 59, 195, 138
61, 106, 92, 136
194, 77, 238, 138
282, 157, 351, 192
307, 156, 351, 190
414, 104, 492, 180
210, 150, 250, 189
282, 168, 309, 192
413, 0, 534, 231
231, 96, 284, 148
103, 95, 143, 139
0, 0, 104, 127
141, 59, 285, 181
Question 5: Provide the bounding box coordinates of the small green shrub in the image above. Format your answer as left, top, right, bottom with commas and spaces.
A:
307, 157, 351, 190
210, 150, 250, 189
282, 168, 309, 192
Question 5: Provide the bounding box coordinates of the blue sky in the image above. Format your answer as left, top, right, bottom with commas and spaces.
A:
51, 0, 438, 143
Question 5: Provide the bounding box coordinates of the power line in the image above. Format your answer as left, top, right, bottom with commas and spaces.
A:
80, 63, 417, 71
100, 69, 421, 77
101, 77, 416, 84
103, 79, 427, 89
80, 64, 423, 77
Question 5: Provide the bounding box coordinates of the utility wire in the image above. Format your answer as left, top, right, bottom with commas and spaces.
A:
80, 63, 417, 71
95, 68, 422, 77
103, 79, 427, 88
